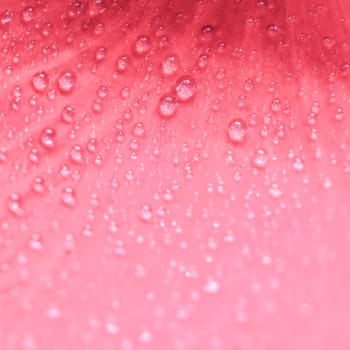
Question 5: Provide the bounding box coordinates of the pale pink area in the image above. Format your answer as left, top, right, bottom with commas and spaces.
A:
0, 1, 350, 349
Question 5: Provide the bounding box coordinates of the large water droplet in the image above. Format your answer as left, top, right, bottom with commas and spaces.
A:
227, 119, 247, 144
57, 71, 76, 93
175, 76, 197, 102
159, 95, 178, 118
32, 71, 49, 92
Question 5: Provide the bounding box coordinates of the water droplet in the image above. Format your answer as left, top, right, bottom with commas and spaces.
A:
57, 71, 76, 93
70, 145, 84, 164
334, 107, 344, 121
22, 7, 35, 22
292, 157, 304, 171
32, 71, 49, 92
227, 119, 247, 144
161, 54, 178, 76
31, 177, 46, 194
40, 128, 56, 149
95, 46, 106, 61
116, 55, 129, 72
7, 193, 25, 217
61, 187, 76, 207
199, 24, 215, 42
139, 204, 153, 222
203, 279, 220, 294
1, 10, 13, 25
252, 148, 268, 169
175, 75, 197, 102
267, 24, 280, 38
46, 305, 61, 320
61, 105, 75, 123
139, 331, 153, 344
134, 35, 151, 55
271, 98, 282, 112
133, 122, 146, 137
269, 184, 283, 199
159, 95, 178, 118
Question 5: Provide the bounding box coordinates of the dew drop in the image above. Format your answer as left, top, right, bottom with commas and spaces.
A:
116, 55, 129, 72
334, 107, 344, 121
61, 105, 75, 123
252, 148, 268, 169
31, 177, 46, 194
139, 331, 153, 344
57, 71, 76, 93
199, 24, 215, 42
70, 145, 84, 164
61, 187, 76, 207
139, 204, 153, 222
1, 10, 13, 25
269, 184, 283, 199
227, 119, 247, 144
95, 46, 106, 61
159, 95, 178, 118
22, 7, 35, 22
267, 24, 280, 38
32, 71, 49, 93
292, 157, 304, 171
40, 128, 56, 149
7, 193, 25, 217
133, 122, 146, 137
175, 75, 197, 102
203, 279, 220, 294
134, 35, 151, 55
161, 54, 178, 76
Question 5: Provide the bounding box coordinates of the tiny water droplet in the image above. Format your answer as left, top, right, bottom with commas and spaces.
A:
227, 119, 247, 144
95, 46, 106, 61
252, 148, 268, 169
57, 71, 76, 93
70, 145, 84, 164
334, 107, 344, 121
31, 177, 46, 194
61, 105, 75, 123
32, 71, 49, 92
269, 184, 283, 199
61, 187, 76, 207
199, 24, 215, 42
1, 10, 13, 25
40, 128, 56, 149
161, 54, 178, 76
116, 55, 129, 72
134, 35, 151, 55
133, 122, 146, 137
203, 279, 220, 294
22, 7, 35, 22
139, 204, 153, 222
175, 75, 197, 102
292, 157, 304, 171
7, 193, 24, 217
159, 95, 178, 118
